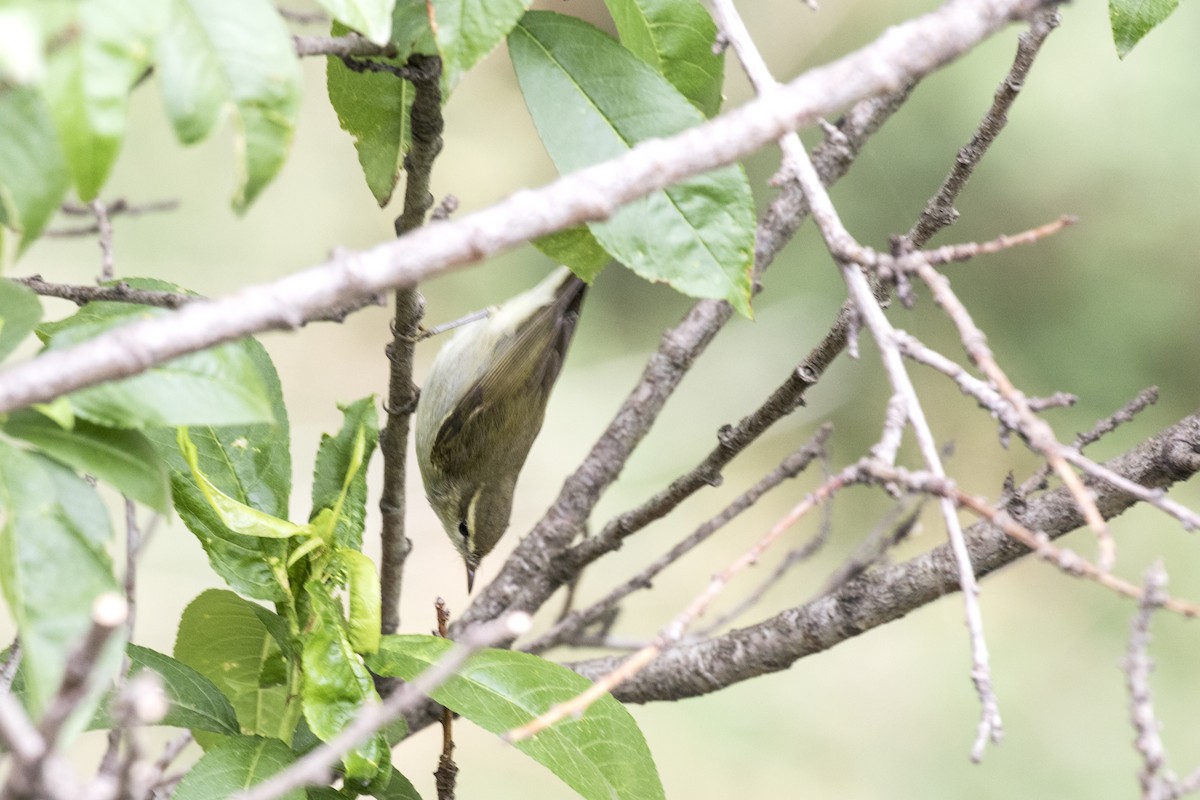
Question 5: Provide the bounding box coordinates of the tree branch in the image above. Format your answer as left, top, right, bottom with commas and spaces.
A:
567, 410, 1200, 702
0, 0, 1048, 416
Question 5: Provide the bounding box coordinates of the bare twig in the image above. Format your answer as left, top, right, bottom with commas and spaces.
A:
90, 200, 115, 280
524, 427, 830, 654
506, 469, 850, 742
1019, 387, 1158, 495
379, 55, 441, 636
713, 0, 1003, 751
904, 7, 1062, 247
11, 275, 385, 320
1126, 563, 1170, 800
434, 599, 458, 800
46, 199, 178, 238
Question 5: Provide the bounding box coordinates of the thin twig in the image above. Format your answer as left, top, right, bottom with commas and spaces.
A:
862, 462, 1200, 618
904, 7, 1062, 247
90, 200, 115, 280
693, 445, 840, 637
11, 275, 385, 320
524, 427, 830, 654
1125, 563, 1170, 800
434, 599, 458, 800
46, 199, 178, 237
379, 54, 441, 636
506, 470, 851, 742
1020, 387, 1158, 495
715, 0, 1001, 750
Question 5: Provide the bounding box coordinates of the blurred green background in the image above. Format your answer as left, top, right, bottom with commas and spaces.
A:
12, 0, 1200, 797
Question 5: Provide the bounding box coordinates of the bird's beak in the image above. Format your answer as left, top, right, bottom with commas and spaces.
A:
466, 565, 476, 594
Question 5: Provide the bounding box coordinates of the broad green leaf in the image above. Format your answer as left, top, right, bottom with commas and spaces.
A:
532, 227, 610, 282
0, 86, 70, 253
301, 580, 388, 782
41, 0, 163, 200
178, 428, 307, 539
0, 279, 42, 361
341, 549, 381, 654
430, 0, 532, 89
173, 735, 303, 800
369, 635, 664, 800
156, 0, 302, 210
89, 644, 241, 735
310, 397, 378, 551
1110, 0, 1180, 57
175, 590, 291, 741
0, 444, 123, 716
3, 409, 170, 512
326, 2, 436, 206
604, 0, 725, 117
374, 767, 422, 800
510, 12, 754, 316
37, 299, 275, 429
146, 337, 292, 601
311, 0, 396, 45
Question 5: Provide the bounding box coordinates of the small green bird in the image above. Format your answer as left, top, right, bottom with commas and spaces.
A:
415, 267, 586, 591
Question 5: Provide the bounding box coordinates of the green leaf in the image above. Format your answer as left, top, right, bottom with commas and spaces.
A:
604, 0, 725, 117
301, 580, 388, 782
341, 549, 381, 654
430, 0, 532, 89
175, 590, 291, 741
0, 443, 123, 716
0, 280, 42, 362
3, 409, 170, 513
311, 397, 378, 551
369, 635, 664, 800
510, 11, 755, 316
1109, 0, 1180, 58
178, 428, 307, 539
146, 337, 292, 601
88, 644, 241, 735
532, 227, 610, 282
40, 0, 163, 200
37, 298, 276, 428
374, 767, 423, 800
173, 735, 304, 800
0, 86, 70, 253
156, 0, 302, 210
311, 0, 396, 45
325, 2, 437, 206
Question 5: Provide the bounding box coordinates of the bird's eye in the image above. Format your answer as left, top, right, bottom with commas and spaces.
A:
457, 520, 470, 540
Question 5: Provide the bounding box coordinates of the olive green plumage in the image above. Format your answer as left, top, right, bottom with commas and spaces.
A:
415, 267, 586, 591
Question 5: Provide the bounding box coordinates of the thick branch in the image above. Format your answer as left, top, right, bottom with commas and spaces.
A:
569, 410, 1200, 702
